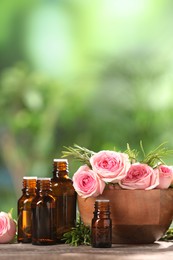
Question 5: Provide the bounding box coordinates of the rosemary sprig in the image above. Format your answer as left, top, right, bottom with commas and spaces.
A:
62, 142, 173, 169
125, 143, 139, 164
124, 141, 173, 167
140, 141, 173, 167
62, 144, 95, 167
62, 218, 91, 246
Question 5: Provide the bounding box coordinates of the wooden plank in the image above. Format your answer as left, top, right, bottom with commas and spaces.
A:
0, 242, 172, 260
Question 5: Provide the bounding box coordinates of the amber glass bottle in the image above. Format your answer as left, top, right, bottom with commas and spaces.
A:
51, 159, 76, 242
91, 200, 112, 248
17, 176, 37, 243
31, 178, 57, 245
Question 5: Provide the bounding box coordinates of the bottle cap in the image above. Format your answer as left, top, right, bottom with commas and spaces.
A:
23, 176, 37, 180
53, 159, 68, 163
37, 177, 51, 181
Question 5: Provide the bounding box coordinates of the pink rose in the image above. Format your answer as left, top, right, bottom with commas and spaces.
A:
155, 165, 173, 189
73, 165, 105, 198
90, 150, 130, 183
119, 163, 159, 190
0, 211, 16, 243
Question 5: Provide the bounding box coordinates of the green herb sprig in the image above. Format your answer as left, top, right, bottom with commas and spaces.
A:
125, 141, 173, 168
125, 143, 139, 164
62, 142, 173, 169
62, 218, 91, 246
160, 227, 173, 242
62, 144, 95, 167
140, 141, 173, 167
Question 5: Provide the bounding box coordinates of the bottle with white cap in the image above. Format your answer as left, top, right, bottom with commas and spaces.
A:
51, 159, 76, 242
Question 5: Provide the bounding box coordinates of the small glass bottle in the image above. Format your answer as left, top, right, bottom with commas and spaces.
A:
91, 200, 112, 248
17, 176, 37, 243
51, 159, 76, 242
31, 178, 57, 245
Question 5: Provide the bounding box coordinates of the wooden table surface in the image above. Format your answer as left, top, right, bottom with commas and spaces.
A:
0, 241, 173, 260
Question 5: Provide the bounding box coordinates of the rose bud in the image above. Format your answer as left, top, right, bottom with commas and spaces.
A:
0, 211, 16, 243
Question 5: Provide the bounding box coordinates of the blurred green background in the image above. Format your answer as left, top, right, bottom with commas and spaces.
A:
1, 0, 173, 219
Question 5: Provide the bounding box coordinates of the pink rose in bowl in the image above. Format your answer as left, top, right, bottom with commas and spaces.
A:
0, 211, 16, 243
90, 150, 130, 183
73, 165, 105, 198
155, 165, 173, 189
119, 163, 159, 190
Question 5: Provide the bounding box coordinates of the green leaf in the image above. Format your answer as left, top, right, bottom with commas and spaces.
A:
160, 227, 173, 241
124, 143, 139, 163
62, 144, 95, 167
141, 142, 173, 167
62, 217, 91, 246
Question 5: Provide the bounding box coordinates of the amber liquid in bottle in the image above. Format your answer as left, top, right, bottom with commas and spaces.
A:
17, 177, 37, 243
91, 200, 112, 248
51, 159, 76, 242
31, 178, 57, 245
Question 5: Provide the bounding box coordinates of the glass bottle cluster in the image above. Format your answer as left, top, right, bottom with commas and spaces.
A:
17, 159, 76, 245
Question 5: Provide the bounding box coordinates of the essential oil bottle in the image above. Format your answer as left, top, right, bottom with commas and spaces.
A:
91, 200, 112, 248
31, 178, 57, 245
17, 176, 37, 243
51, 159, 76, 242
